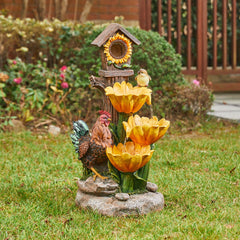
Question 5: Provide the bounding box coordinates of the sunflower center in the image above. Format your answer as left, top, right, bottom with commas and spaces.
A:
109, 40, 128, 60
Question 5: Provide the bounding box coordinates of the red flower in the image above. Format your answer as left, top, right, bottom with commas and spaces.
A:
60, 66, 67, 72
14, 77, 22, 84
60, 73, 65, 80
13, 60, 17, 65
61, 82, 69, 89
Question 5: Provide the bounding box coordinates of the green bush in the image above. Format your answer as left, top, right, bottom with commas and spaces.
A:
153, 82, 214, 122
127, 27, 184, 91
0, 15, 212, 128
0, 15, 184, 90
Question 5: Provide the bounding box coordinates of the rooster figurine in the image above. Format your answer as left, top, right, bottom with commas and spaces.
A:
71, 111, 113, 180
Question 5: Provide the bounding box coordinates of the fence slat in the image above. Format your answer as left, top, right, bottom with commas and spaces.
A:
158, 0, 162, 35
146, 0, 152, 30
187, 0, 192, 70
213, 0, 217, 69
197, 0, 208, 84
177, 0, 181, 54
197, 0, 203, 80
232, 0, 237, 69
222, 0, 227, 69
202, 1, 208, 84
167, 0, 172, 43
139, 0, 146, 30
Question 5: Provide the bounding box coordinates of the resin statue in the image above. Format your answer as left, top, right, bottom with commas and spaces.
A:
72, 23, 170, 216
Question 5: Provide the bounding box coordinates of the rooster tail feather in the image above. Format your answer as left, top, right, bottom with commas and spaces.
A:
71, 120, 89, 153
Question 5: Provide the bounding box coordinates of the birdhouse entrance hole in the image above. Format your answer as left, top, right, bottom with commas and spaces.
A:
109, 40, 128, 59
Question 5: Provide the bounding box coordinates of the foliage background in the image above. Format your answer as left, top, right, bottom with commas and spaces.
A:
0, 16, 213, 129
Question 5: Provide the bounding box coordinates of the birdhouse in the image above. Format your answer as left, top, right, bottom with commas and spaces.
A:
91, 23, 141, 77
90, 23, 141, 124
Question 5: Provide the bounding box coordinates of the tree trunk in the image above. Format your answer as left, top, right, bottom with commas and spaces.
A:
48, 0, 53, 19
60, 0, 68, 20
22, 0, 29, 18
54, 0, 68, 20
34, 0, 46, 20
80, 0, 94, 23
73, 0, 79, 21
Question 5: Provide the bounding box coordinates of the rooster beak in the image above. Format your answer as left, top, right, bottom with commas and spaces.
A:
108, 118, 111, 121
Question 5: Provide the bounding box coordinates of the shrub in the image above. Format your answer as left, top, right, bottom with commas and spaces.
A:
153, 82, 214, 122
0, 15, 212, 128
0, 15, 184, 91
0, 58, 102, 125
127, 27, 185, 91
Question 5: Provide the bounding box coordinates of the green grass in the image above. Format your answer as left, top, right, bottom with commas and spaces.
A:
0, 121, 239, 239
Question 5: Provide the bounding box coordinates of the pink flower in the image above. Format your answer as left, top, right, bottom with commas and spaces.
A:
60, 66, 67, 72
192, 79, 200, 86
61, 82, 69, 89
60, 73, 65, 80
14, 77, 22, 84
13, 60, 17, 65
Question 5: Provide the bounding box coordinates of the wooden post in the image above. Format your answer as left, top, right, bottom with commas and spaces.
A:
197, 0, 208, 85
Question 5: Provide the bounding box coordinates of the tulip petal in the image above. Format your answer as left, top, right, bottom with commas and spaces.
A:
106, 142, 154, 173
104, 81, 152, 114
123, 115, 170, 145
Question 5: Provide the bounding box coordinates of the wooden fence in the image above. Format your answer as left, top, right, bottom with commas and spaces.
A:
139, 0, 240, 92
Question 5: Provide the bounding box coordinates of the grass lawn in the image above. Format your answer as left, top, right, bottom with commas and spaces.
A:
0, 119, 239, 239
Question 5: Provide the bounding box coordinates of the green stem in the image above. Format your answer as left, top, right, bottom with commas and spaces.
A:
120, 172, 134, 193
117, 112, 129, 143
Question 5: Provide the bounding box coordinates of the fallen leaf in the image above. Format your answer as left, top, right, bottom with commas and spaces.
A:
192, 161, 200, 166
44, 219, 50, 224
232, 181, 239, 186
65, 187, 72, 193
63, 218, 73, 226
197, 203, 206, 209
220, 168, 225, 171
225, 224, 234, 229
204, 168, 209, 172
230, 167, 236, 173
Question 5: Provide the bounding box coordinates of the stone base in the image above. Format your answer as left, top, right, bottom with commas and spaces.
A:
75, 190, 164, 216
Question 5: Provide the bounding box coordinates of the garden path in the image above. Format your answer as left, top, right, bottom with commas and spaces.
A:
208, 93, 240, 122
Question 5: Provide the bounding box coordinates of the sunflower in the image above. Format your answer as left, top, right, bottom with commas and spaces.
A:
104, 33, 132, 64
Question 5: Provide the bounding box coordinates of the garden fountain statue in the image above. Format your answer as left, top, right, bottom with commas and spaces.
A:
71, 23, 170, 216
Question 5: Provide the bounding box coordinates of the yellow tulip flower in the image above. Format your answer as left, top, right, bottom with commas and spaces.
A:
123, 115, 170, 145
106, 141, 154, 173
105, 81, 152, 113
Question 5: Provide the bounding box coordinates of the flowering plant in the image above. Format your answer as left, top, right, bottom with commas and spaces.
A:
0, 58, 75, 122
105, 81, 169, 193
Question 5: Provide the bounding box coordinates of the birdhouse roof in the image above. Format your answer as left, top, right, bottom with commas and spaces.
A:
91, 23, 141, 47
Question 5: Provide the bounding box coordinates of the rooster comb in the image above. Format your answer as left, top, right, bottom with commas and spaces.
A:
98, 110, 111, 118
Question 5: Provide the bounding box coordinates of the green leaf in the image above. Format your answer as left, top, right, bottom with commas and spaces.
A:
0, 91, 6, 97
108, 161, 120, 184
25, 116, 34, 122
